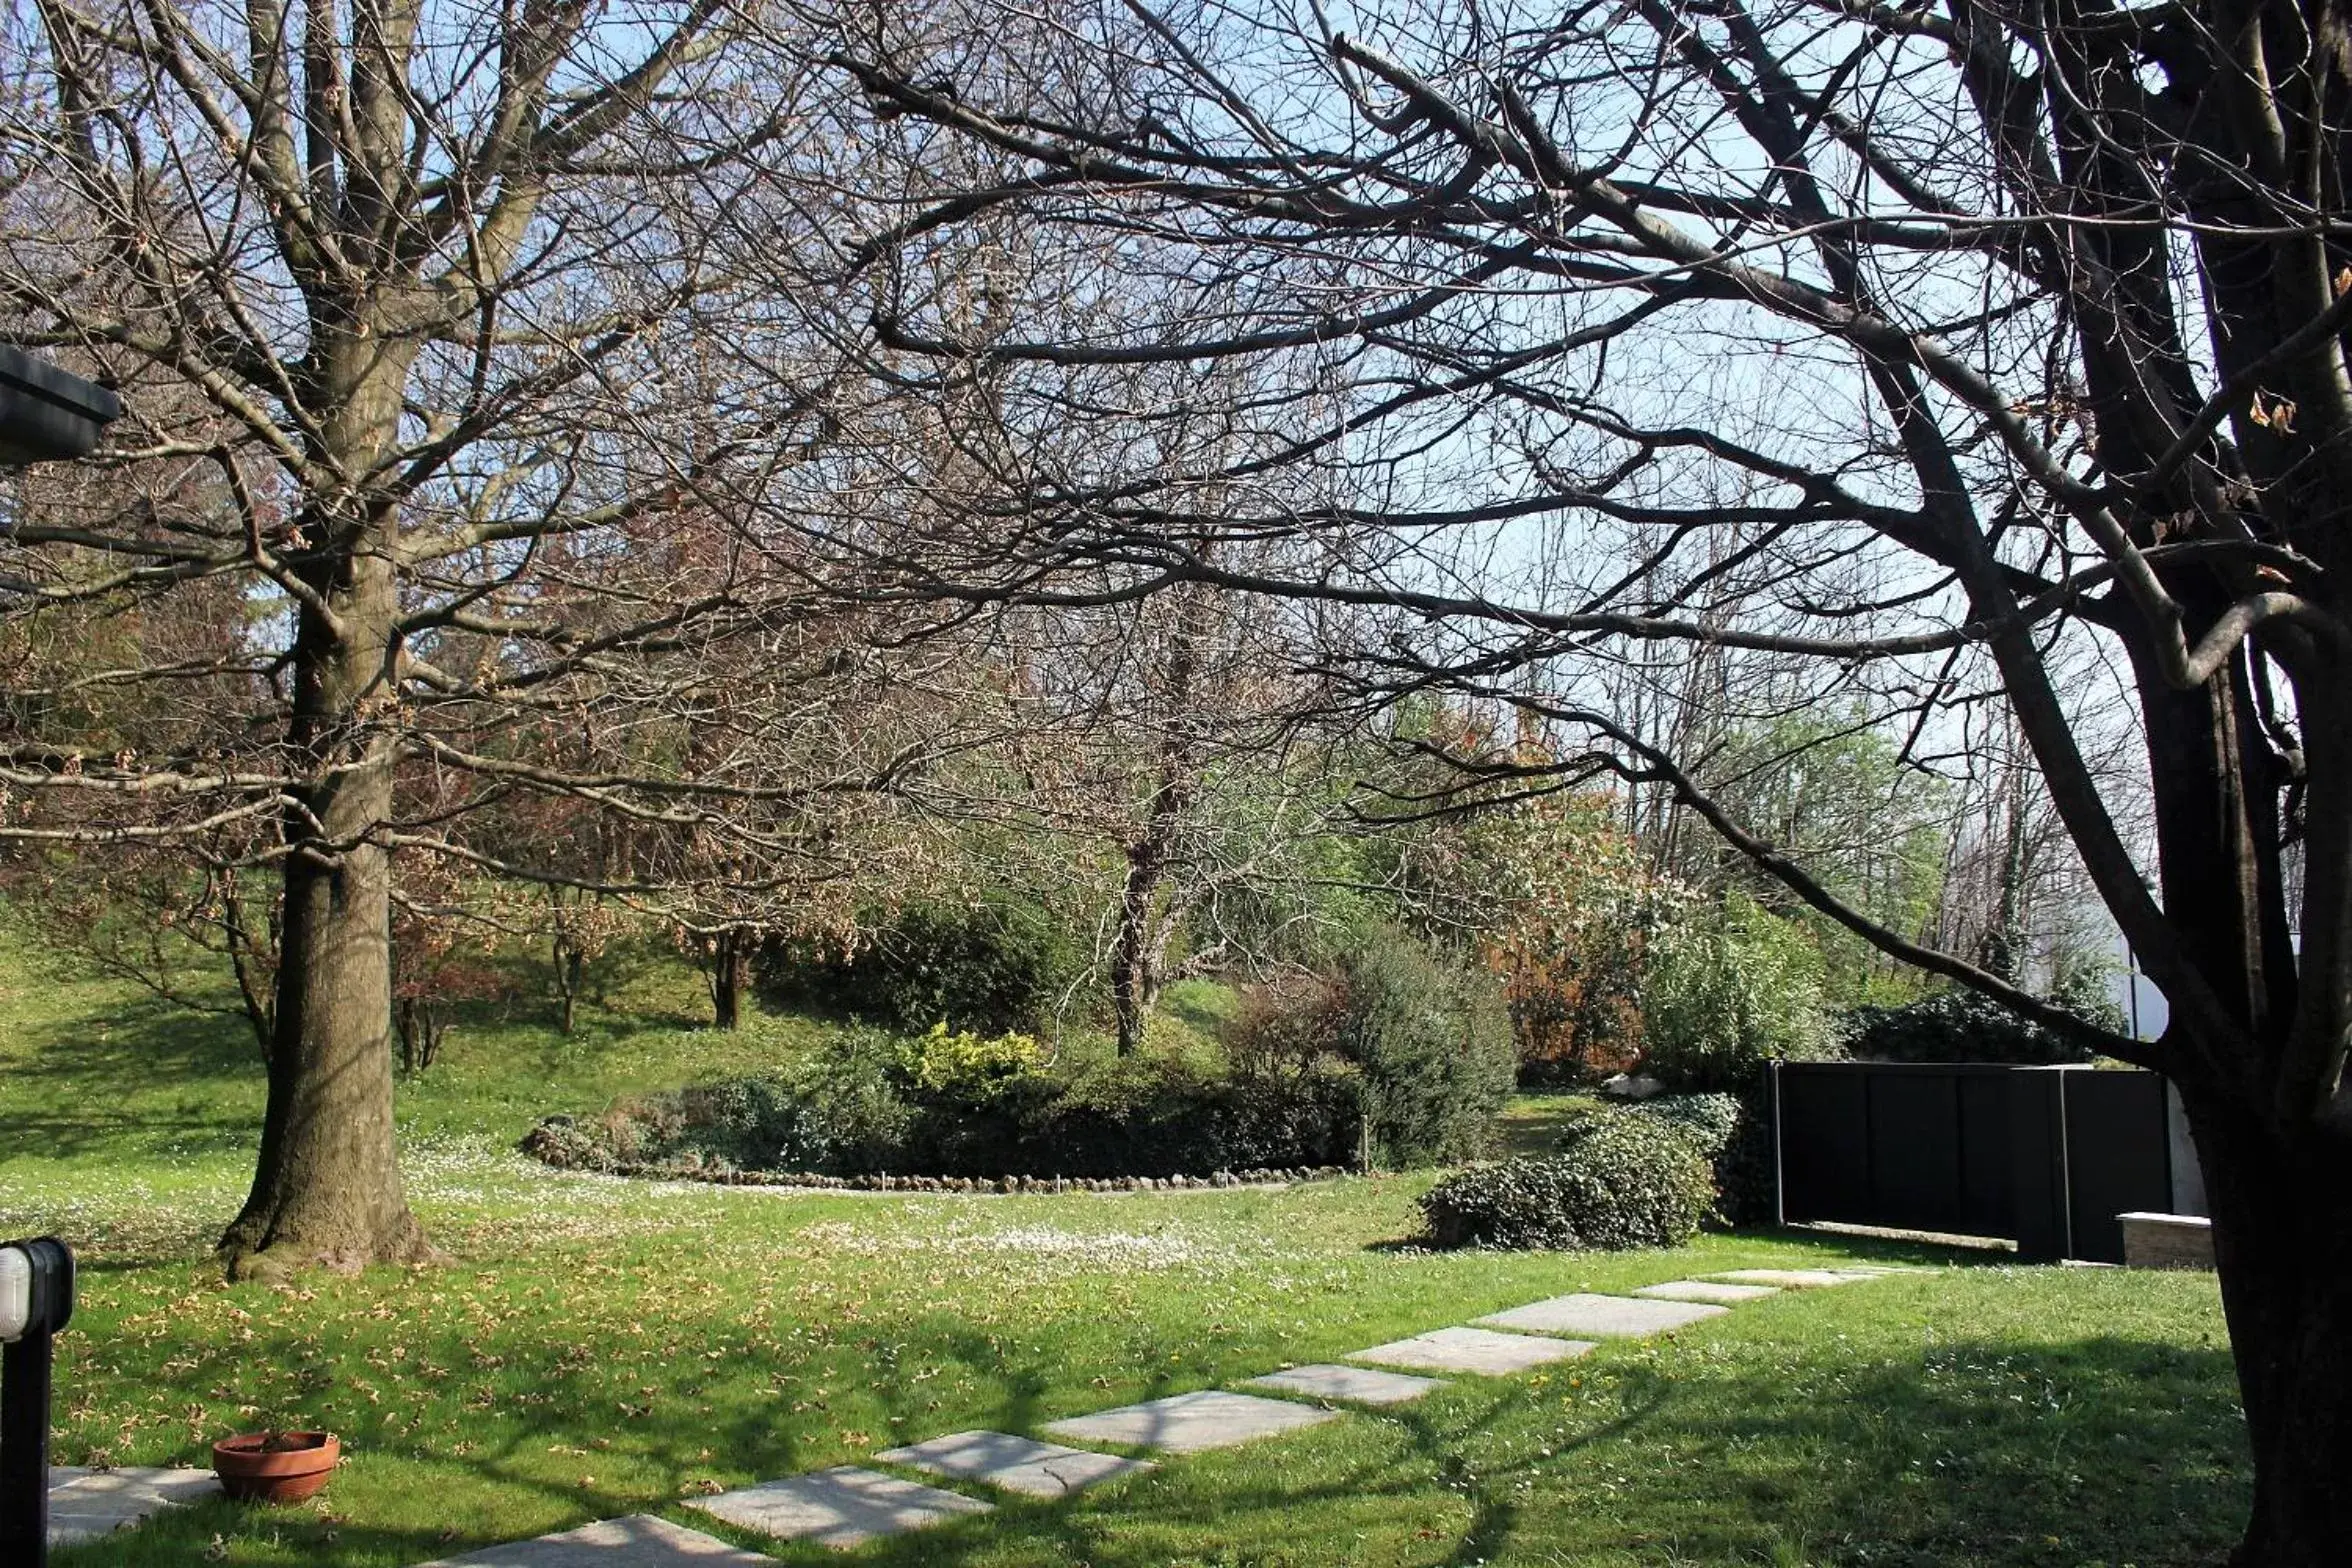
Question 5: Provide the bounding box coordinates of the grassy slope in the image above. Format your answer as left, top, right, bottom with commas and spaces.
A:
0, 930, 2246, 1567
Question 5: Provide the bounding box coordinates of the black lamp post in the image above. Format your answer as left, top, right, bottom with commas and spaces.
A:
1, 345, 111, 1565
1, 1238, 74, 1563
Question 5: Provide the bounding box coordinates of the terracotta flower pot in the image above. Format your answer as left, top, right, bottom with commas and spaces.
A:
211, 1430, 340, 1505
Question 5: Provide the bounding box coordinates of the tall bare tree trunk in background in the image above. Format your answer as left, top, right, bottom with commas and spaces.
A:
1110, 582, 1213, 1056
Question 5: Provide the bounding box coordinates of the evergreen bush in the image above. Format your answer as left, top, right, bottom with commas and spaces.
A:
1841, 985, 2103, 1065
1419, 1112, 1715, 1250
756, 890, 1088, 1034
1638, 893, 1835, 1092
1337, 927, 1517, 1165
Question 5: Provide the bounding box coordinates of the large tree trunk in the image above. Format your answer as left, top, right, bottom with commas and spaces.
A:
2187, 1087, 2352, 1566
217, 671, 429, 1277
218, 332, 430, 1279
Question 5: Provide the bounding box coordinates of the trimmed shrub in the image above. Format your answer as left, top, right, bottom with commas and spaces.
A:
1338, 927, 1517, 1166
1628, 1092, 1742, 1157
757, 890, 1089, 1034
1420, 1112, 1715, 1250
1024, 1054, 1362, 1177
1625, 1090, 1774, 1226
1841, 986, 2099, 1065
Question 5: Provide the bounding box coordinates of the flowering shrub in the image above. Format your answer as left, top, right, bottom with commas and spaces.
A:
1467, 798, 1688, 1082
897, 1022, 1046, 1099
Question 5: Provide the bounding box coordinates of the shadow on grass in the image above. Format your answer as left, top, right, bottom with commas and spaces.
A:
40, 1285, 2247, 1568
0, 983, 261, 1162
825, 1332, 2243, 1568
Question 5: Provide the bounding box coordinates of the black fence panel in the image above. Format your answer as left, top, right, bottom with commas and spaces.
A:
1775, 1063, 2014, 1236
1777, 1064, 1867, 1226
1955, 1071, 2015, 1235
2063, 1071, 2171, 1264
1770, 1061, 2182, 1263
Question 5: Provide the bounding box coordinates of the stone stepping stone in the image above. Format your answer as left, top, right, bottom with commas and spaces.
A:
1476, 1293, 1730, 1338
1044, 1389, 1340, 1454
48, 1466, 219, 1546
876, 1430, 1154, 1498
1241, 1363, 1448, 1407
1634, 1280, 1782, 1305
685, 1466, 991, 1548
1707, 1268, 1879, 1288
413, 1515, 774, 1566
1346, 1326, 1595, 1376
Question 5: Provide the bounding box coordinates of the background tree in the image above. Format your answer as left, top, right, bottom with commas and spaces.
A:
0, 0, 894, 1276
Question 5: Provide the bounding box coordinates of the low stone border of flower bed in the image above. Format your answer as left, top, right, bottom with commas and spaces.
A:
541, 1154, 1351, 1194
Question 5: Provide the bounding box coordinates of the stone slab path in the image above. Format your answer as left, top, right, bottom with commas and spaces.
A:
1347, 1325, 1595, 1375
416, 1515, 776, 1566
400, 1257, 1910, 1562
1708, 1268, 1878, 1288
48, 1465, 219, 1547
1633, 1280, 1781, 1304
1044, 1389, 1340, 1454
1475, 1293, 1730, 1338
876, 1430, 1154, 1498
1241, 1363, 1448, 1407
685, 1466, 991, 1548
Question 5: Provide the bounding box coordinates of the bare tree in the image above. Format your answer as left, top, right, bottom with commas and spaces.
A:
0, 0, 915, 1276
824, 1, 2352, 1555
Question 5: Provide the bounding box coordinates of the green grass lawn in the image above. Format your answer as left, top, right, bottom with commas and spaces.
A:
0, 930, 2248, 1566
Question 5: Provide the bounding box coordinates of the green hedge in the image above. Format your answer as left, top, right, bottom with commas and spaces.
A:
1841, 986, 2099, 1065
525, 1030, 1363, 1181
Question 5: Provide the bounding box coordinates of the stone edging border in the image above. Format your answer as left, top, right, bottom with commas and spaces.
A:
578, 1161, 1356, 1194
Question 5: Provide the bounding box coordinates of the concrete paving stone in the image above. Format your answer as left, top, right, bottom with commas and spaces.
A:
1043, 1389, 1341, 1454
48, 1466, 219, 1546
1475, 1293, 1730, 1338
1633, 1280, 1782, 1305
876, 1430, 1154, 1498
1241, 1363, 1449, 1407
412, 1515, 776, 1567
1345, 1326, 1595, 1376
1707, 1268, 1879, 1288
685, 1466, 991, 1548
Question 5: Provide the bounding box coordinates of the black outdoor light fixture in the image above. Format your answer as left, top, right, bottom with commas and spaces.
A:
1, 345, 109, 1566
0, 345, 121, 466
1, 1237, 74, 1564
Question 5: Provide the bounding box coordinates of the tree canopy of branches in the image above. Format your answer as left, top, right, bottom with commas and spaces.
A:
826, 1, 2352, 1557
0, 0, 944, 1278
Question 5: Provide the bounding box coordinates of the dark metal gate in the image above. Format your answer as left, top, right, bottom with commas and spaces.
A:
1770, 1061, 2190, 1263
